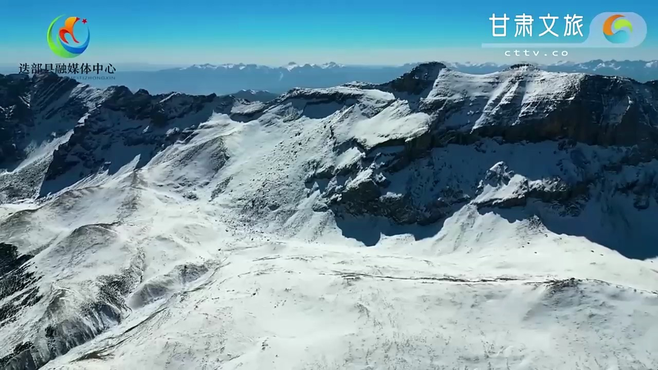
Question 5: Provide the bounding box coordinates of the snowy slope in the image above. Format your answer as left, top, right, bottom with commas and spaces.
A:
1, 64, 658, 370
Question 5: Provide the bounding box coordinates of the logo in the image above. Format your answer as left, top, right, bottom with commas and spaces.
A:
482, 12, 646, 49
47, 15, 90, 58
603, 14, 633, 43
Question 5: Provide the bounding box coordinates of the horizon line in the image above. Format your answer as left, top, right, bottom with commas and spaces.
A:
0, 58, 657, 72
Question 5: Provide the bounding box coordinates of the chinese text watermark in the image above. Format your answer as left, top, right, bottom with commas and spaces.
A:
483, 12, 647, 50
17, 62, 117, 80
489, 13, 585, 38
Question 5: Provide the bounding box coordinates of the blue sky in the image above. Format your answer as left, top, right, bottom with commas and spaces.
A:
2, 0, 657, 67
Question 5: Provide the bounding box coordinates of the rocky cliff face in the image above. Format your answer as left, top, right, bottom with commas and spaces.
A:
291, 64, 658, 253
0, 64, 657, 369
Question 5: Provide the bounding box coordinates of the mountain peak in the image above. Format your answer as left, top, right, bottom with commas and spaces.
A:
321, 61, 341, 69
379, 61, 447, 95
507, 63, 540, 71
410, 62, 448, 80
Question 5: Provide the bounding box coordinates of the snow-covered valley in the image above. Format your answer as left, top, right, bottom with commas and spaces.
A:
1, 63, 657, 370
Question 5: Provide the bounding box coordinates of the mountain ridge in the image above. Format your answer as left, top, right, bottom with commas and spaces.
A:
2, 63, 658, 202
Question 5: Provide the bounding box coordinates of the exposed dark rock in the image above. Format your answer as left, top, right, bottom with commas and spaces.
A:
507, 63, 540, 71
0, 342, 37, 370
546, 277, 580, 296
0, 243, 41, 328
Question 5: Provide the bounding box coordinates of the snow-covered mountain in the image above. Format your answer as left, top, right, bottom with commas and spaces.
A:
1, 63, 658, 370
36, 60, 658, 96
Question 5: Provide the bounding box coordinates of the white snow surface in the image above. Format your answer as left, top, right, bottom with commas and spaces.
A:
427, 68, 585, 130
1, 67, 658, 370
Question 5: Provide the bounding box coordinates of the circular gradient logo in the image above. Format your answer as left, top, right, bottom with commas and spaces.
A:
603, 14, 633, 44
47, 15, 90, 58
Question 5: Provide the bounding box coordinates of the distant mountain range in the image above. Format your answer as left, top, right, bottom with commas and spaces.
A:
2, 60, 656, 97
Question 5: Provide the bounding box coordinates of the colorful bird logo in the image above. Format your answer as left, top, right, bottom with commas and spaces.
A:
603, 14, 633, 44
47, 15, 90, 58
